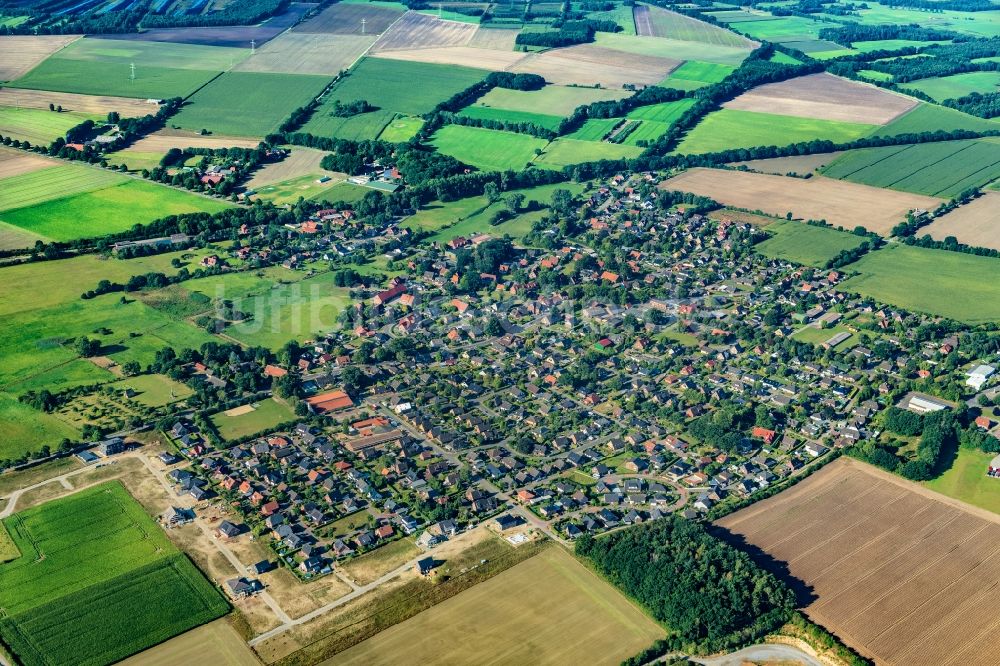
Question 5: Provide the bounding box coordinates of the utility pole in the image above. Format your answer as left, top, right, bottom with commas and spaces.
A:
361, 18, 366, 34
129, 62, 135, 84
251, 39, 256, 55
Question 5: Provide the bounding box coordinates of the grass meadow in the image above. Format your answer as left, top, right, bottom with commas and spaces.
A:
0, 164, 125, 212
0, 107, 100, 145
301, 108, 396, 142
172, 71, 332, 137
659, 60, 735, 90
754, 219, 868, 267
0, 393, 78, 461
841, 244, 1000, 323
430, 125, 548, 172
210, 397, 296, 440
0, 482, 228, 665
470, 86, 630, 117
535, 138, 643, 168
675, 109, 876, 154
926, 447, 1000, 516
902, 71, 1000, 102
459, 106, 564, 131
376, 115, 424, 142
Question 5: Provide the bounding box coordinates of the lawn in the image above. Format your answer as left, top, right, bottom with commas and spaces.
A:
675, 109, 876, 154
821, 138, 1000, 198
840, 244, 1000, 324
0, 482, 228, 666
403, 195, 489, 232
902, 71, 1000, 102
172, 71, 332, 138
251, 174, 348, 206
873, 102, 1000, 137
341, 538, 421, 585
329, 547, 665, 665
469, 85, 630, 117
0, 106, 101, 145
377, 115, 424, 142
926, 447, 1000, 517
10, 38, 247, 98
754, 219, 868, 267
429, 125, 548, 172
535, 138, 643, 167
210, 397, 296, 440
0, 179, 231, 242
110, 373, 193, 407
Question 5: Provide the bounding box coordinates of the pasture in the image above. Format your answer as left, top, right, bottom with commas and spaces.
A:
210, 397, 296, 440
302, 109, 396, 142
660, 168, 942, 234
873, 102, 1000, 137
510, 44, 682, 88
0, 35, 78, 82
172, 72, 331, 138
722, 73, 917, 125
0, 482, 228, 666
567, 118, 621, 141
459, 106, 563, 131
728, 15, 834, 42
110, 374, 193, 408
251, 175, 349, 205
921, 193, 1000, 251
717, 457, 1000, 666
0, 179, 231, 243
902, 71, 1000, 102
469, 85, 630, 117
821, 139, 1000, 198
329, 547, 665, 666
0, 393, 79, 461
675, 109, 876, 154
754, 219, 868, 267
839, 244, 1000, 323
234, 33, 376, 76
659, 60, 735, 90
10, 38, 249, 99
633, 4, 755, 47
0, 164, 126, 212
535, 139, 643, 167
0, 106, 101, 146
926, 447, 1000, 517
430, 125, 548, 172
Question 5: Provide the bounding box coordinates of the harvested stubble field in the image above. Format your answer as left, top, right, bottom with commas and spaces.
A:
467, 26, 519, 50
296, 2, 403, 34
660, 168, 942, 235
729, 151, 844, 176
723, 73, 917, 125
0, 88, 157, 117
717, 457, 1000, 666
118, 618, 258, 666
372, 45, 527, 69
0, 35, 79, 82
633, 4, 755, 47
234, 33, 376, 75
0, 146, 55, 179
921, 193, 1000, 251
510, 44, 681, 88
372, 11, 477, 51
246, 146, 342, 190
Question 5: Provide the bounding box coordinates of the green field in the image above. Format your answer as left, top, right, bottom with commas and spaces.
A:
470, 85, 630, 117
676, 109, 876, 154
902, 71, 1000, 102
755, 219, 868, 267
430, 125, 548, 172
840, 244, 1000, 323
586, 4, 636, 34
0, 178, 231, 242
926, 447, 1000, 516
0, 107, 101, 145
659, 60, 735, 90
377, 115, 424, 142
110, 373, 193, 407
172, 71, 331, 138
403, 195, 490, 232
821, 138, 1000, 198
331, 547, 665, 665
627, 99, 695, 123
459, 106, 564, 131
536, 138, 642, 167
300, 108, 397, 142
210, 397, 296, 440
11, 38, 248, 98
852, 39, 951, 53
873, 103, 1000, 137
251, 174, 348, 206
306, 58, 487, 125
0, 482, 229, 665
565, 118, 620, 141
790, 323, 855, 348
0, 164, 126, 212
594, 32, 751, 65
0, 392, 79, 462
729, 16, 835, 42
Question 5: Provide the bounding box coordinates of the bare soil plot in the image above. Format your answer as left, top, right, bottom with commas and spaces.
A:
0, 88, 155, 118
0, 36, 79, 82
372, 46, 528, 70
717, 457, 1000, 666
234, 33, 375, 75
922, 193, 1000, 251
0, 146, 56, 179
730, 151, 844, 176
468, 26, 519, 50
724, 73, 917, 125
127, 129, 260, 153
510, 44, 680, 88
660, 168, 942, 235
246, 146, 343, 189
372, 11, 477, 51
297, 2, 402, 34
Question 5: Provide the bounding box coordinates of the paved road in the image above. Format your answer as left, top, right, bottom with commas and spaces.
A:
693, 644, 824, 666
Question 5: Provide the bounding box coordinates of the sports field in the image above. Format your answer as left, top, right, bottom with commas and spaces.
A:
873, 103, 1000, 137
329, 547, 665, 666
10, 38, 249, 99
0, 482, 228, 666
430, 125, 548, 172
0, 178, 231, 242
717, 457, 1000, 666
210, 397, 296, 440
675, 109, 876, 154
172, 71, 331, 138
902, 71, 1000, 102
840, 244, 1000, 323
755, 219, 868, 267
821, 139, 1000, 198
